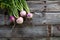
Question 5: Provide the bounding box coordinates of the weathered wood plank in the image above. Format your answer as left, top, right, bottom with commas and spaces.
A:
27, 1, 59, 4
0, 12, 60, 25
0, 26, 48, 37
27, 1, 60, 12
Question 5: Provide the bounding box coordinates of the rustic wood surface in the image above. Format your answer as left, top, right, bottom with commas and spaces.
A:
0, 1, 60, 40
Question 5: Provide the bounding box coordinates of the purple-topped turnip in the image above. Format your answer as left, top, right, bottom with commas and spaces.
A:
27, 13, 33, 18
10, 16, 15, 22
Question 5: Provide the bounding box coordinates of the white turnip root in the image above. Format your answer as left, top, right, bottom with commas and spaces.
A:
16, 17, 23, 24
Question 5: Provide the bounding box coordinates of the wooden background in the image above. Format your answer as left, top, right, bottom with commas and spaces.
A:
0, 1, 60, 40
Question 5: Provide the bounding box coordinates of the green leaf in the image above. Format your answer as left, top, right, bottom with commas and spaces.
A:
21, 0, 30, 13
0, 0, 19, 18
14, 0, 23, 11
12, 7, 19, 18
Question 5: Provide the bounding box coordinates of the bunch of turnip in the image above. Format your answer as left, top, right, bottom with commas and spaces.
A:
1, 0, 33, 24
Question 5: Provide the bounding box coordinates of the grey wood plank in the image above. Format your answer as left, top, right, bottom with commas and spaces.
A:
27, 1, 60, 12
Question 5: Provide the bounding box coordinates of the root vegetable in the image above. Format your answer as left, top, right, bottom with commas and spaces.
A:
16, 17, 23, 24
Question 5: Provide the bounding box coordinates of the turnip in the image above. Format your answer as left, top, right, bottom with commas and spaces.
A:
10, 16, 15, 22
27, 13, 33, 18
15, 0, 26, 17
16, 17, 23, 24
20, 10, 26, 16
